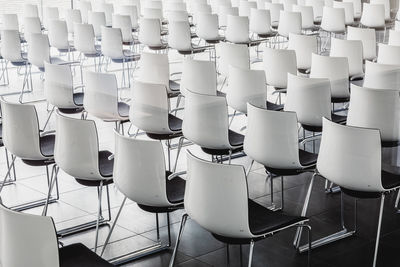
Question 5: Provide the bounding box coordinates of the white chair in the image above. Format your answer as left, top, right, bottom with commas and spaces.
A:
88, 11, 106, 40
347, 84, 400, 146
100, 2, 114, 26
363, 61, 400, 90
330, 37, 364, 79
166, 10, 189, 23
43, 7, 59, 30
370, 0, 391, 21
196, 13, 224, 44
119, 5, 139, 31
78, 0, 92, 23
225, 15, 257, 45
65, 9, 82, 34
332, 1, 354, 26
292, 5, 318, 32
305, 0, 324, 24
1, 14, 19, 31
138, 18, 167, 51
343, 0, 361, 20
74, 23, 102, 71
347, 26, 377, 61
23, 17, 42, 44
360, 3, 386, 29
377, 43, 400, 66
23, 4, 39, 18
249, 8, 275, 39
310, 53, 350, 103
388, 30, 400, 46
112, 14, 135, 45
320, 6, 346, 34
48, 20, 74, 59
278, 10, 302, 38
265, 2, 284, 28
0, 204, 114, 267
143, 8, 165, 22
288, 33, 318, 73
192, 3, 212, 25
239, 0, 257, 17
218, 6, 239, 28
169, 150, 311, 267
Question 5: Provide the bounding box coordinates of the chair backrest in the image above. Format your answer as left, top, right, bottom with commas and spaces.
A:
284, 73, 332, 127
263, 47, 297, 88
43, 7, 60, 30
360, 3, 385, 28
377, 44, 400, 66
317, 118, 384, 192
143, 7, 164, 21
249, 8, 272, 35
138, 18, 162, 47
119, 5, 139, 29
113, 132, 173, 206
292, 5, 314, 29
347, 26, 376, 61
44, 62, 75, 109
226, 15, 250, 43
192, 3, 212, 24
363, 61, 400, 90
218, 6, 239, 27
23, 17, 42, 44
101, 26, 124, 59
0, 100, 43, 160
0, 204, 59, 267
165, 1, 187, 12
145, 0, 163, 10
100, 3, 114, 26
48, 20, 69, 50
73, 23, 97, 54
330, 37, 363, 77
347, 84, 400, 142
166, 10, 189, 22
1, 30, 24, 62
388, 30, 400, 46
55, 112, 103, 180
66, 9, 82, 34
168, 21, 192, 51
183, 90, 231, 149
137, 52, 171, 91
28, 33, 50, 69
2, 14, 19, 31
78, 0, 92, 23
321, 6, 345, 33
197, 13, 220, 40
278, 10, 302, 37
265, 2, 284, 26
112, 14, 133, 43
218, 42, 250, 77
185, 151, 251, 238
343, 0, 361, 19
288, 33, 318, 71
83, 71, 120, 120
244, 103, 302, 169
370, 0, 390, 21
310, 53, 350, 98
305, 0, 324, 22
226, 66, 267, 114
239, 0, 257, 17
88, 11, 106, 39
332, 1, 354, 25
180, 59, 217, 96
130, 81, 171, 134
23, 4, 39, 18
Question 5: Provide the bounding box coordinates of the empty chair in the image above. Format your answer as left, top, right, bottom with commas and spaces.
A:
43, 7, 59, 30
239, 0, 257, 17
65, 9, 82, 34
2, 14, 19, 31
192, 3, 212, 25
217, 42, 250, 86
218, 6, 239, 28
48, 20, 74, 57
370, 0, 391, 21
347, 26, 376, 61
278, 10, 302, 38
360, 3, 385, 29
347, 84, 400, 146
100, 2, 114, 26
288, 33, 318, 73
138, 18, 167, 50
265, 2, 284, 28
169, 150, 311, 267
343, 0, 361, 20
112, 14, 134, 45
305, 0, 324, 24
292, 5, 317, 31
196, 13, 224, 44
320, 7, 346, 34
363, 61, 400, 90
74, 23, 102, 71
119, 5, 139, 31
23, 17, 42, 44
332, 1, 354, 25
23, 4, 39, 18
88, 11, 106, 40
78, 0, 92, 23
249, 8, 275, 39
143, 7, 165, 22
330, 37, 364, 79
225, 15, 255, 44
388, 30, 400, 46
310, 53, 350, 103
377, 43, 400, 66
166, 10, 190, 23
168, 21, 211, 55
180, 59, 218, 97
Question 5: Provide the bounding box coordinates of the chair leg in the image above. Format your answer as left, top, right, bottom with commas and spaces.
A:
248, 240, 255, 267
173, 137, 185, 173
0, 155, 17, 194
94, 180, 104, 253
42, 165, 58, 216
169, 213, 188, 267
373, 194, 385, 267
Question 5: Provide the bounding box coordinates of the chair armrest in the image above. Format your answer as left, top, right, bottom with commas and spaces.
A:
168, 171, 187, 181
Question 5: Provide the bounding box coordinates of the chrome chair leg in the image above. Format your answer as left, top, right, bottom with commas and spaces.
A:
94, 180, 104, 253
42, 165, 59, 216
169, 213, 188, 267
248, 240, 255, 267
373, 194, 385, 267
173, 137, 185, 173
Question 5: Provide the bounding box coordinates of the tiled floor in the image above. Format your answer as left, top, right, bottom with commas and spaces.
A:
1, 28, 400, 267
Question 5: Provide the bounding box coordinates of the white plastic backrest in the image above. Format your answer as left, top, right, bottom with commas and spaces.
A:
44, 62, 76, 109
239, 0, 257, 17
2, 14, 19, 31
263, 47, 297, 88
101, 26, 124, 59
23, 4, 39, 18
100, 3, 114, 25
112, 14, 133, 43
143, 8, 164, 21
284, 73, 332, 127
183, 90, 231, 149
388, 30, 400, 46
44, 7, 59, 29
292, 5, 314, 30
332, 1, 354, 25
288, 33, 317, 70
330, 37, 363, 77
377, 44, 400, 66
119, 5, 139, 29
278, 10, 302, 37
249, 9, 272, 35
0, 204, 59, 267
66, 9, 82, 34
0, 100, 43, 160
130, 81, 171, 134
1, 30, 24, 62
185, 151, 252, 238
343, 0, 361, 18
138, 18, 162, 47
370, 0, 390, 21
192, 4, 212, 24
73, 23, 97, 54
321, 7, 345, 33
363, 61, 400, 90
218, 42, 250, 77
28, 33, 50, 69
168, 21, 192, 51
347, 26, 376, 61
218, 6, 239, 27
244, 103, 302, 168
55, 112, 103, 180
226, 15, 250, 43
265, 2, 284, 26
145, 0, 163, 10
180, 59, 217, 96
83, 71, 120, 120
257, 0, 269, 9
396, 21, 400, 31
347, 84, 400, 142
166, 10, 189, 22
78, 0, 92, 23
280, 0, 298, 11
360, 3, 385, 28
23, 17, 42, 44
227, 66, 267, 114
310, 53, 350, 98
48, 20, 69, 50
137, 52, 170, 91
197, 13, 220, 40
305, 0, 324, 21
88, 11, 106, 38
113, 132, 172, 206
317, 118, 384, 192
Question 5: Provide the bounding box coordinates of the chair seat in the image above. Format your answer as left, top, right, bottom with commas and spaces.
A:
331, 96, 350, 103
178, 44, 209, 55
118, 102, 130, 118
205, 36, 225, 44
145, 114, 183, 140
99, 150, 114, 177
40, 134, 56, 157
111, 50, 141, 63
265, 149, 317, 176
229, 130, 244, 147
59, 243, 114, 267
266, 101, 283, 111
201, 130, 244, 156
73, 92, 84, 106
169, 80, 180, 92
258, 32, 276, 38
302, 113, 347, 132
148, 43, 168, 50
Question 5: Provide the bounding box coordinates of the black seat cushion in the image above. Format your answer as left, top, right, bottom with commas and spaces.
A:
331, 96, 350, 103
59, 243, 115, 267
266, 101, 284, 111
201, 130, 244, 156
58, 93, 85, 114
258, 33, 276, 38
302, 113, 347, 132
265, 149, 317, 176
169, 80, 180, 92
229, 130, 244, 147
99, 150, 114, 177
169, 114, 183, 132
331, 113, 347, 124
146, 115, 183, 140
73, 92, 84, 106
118, 102, 130, 118
40, 134, 56, 157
